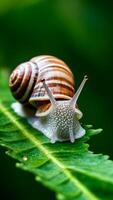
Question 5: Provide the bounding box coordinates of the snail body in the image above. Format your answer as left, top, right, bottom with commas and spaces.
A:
9, 55, 87, 143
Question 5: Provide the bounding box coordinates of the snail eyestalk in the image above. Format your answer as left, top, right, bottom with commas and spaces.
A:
70, 75, 88, 107
42, 79, 57, 106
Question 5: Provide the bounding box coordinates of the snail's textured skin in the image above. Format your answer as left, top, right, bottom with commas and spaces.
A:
9, 55, 87, 143
11, 100, 85, 143
46, 101, 85, 143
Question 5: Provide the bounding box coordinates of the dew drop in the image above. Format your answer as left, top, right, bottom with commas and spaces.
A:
22, 156, 28, 161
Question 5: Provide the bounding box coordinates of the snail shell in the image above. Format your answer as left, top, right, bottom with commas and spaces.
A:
9, 55, 75, 116
9, 55, 87, 143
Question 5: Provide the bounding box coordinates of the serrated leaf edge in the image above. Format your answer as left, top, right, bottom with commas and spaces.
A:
0, 101, 99, 200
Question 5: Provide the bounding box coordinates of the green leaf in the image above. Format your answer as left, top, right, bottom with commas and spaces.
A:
0, 69, 113, 200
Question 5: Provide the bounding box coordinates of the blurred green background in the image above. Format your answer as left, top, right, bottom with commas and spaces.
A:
0, 0, 113, 199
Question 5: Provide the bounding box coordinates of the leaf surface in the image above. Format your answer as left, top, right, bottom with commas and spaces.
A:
0, 69, 113, 200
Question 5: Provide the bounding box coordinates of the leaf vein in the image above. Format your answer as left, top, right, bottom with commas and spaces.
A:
0, 101, 99, 200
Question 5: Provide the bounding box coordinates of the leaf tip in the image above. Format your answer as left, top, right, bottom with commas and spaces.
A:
96, 128, 103, 134
87, 127, 103, 136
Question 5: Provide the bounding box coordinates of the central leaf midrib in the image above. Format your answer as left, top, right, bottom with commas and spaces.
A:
0, 101, 99, 200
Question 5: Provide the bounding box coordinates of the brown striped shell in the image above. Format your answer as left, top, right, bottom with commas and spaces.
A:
9, 55, 75, 115
9, 62, 38, 104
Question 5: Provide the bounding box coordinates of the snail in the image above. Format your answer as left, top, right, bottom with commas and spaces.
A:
9, 55, 88, 143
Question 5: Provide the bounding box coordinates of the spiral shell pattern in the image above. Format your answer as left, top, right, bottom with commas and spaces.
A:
29, 55, 75, 107
9, 55, 75, 113
9, 62, 38, 104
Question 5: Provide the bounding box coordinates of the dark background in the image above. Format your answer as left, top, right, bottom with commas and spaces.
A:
0, 0, 113, 199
